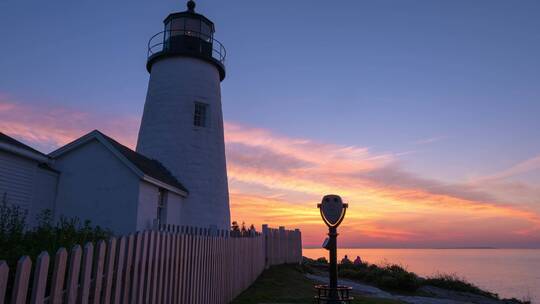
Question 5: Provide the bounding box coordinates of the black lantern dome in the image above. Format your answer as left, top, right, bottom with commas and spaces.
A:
147, 1, 226, 80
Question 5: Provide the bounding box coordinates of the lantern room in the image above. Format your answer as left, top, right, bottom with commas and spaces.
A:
147, 0, 226, 80
164, 0, 214, 42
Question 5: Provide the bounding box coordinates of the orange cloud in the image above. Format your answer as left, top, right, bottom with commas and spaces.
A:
0, 99, 138, 152
224, 122, 540, 247
1, 98, 540, 248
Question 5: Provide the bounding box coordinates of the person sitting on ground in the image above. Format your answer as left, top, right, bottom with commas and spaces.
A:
341, 255, 352, 264
354, 255, 363, 265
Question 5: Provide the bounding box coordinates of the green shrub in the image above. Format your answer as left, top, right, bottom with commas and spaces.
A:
376, 275, 400, 290
316, 257, 328, 264
0, 201, 112, 301
0, 194, 27, 243
423, 273, 498, 298
338, 262, 421, 292
0, 201, 112, 274
340, 268, 360, 279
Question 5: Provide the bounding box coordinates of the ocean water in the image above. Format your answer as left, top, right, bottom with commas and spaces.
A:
303, 248, 540, 302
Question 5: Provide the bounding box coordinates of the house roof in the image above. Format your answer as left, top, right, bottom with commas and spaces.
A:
0, 132, 49, 162
97, 132, 188, 193
0, 132, 47, 156
49, 130, 188, 196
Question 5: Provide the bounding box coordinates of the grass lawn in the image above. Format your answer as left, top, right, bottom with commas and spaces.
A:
232, 264, 403, 304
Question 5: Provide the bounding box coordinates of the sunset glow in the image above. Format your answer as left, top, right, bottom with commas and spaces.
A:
2, 2, 540, 303
2, 98, 539, 248
1, 0, 539, 250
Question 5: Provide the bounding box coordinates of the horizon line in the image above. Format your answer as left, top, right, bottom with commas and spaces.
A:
302, 247, 540, 250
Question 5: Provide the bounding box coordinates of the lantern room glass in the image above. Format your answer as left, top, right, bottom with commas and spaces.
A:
164, 16, 213, 42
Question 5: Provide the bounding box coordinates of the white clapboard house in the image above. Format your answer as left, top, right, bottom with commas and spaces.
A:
0, 132, 59, 227
0, 1, 232, 233
1, 131, 188, 235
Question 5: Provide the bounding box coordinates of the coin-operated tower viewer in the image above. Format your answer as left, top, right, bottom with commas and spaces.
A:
137, 1, 230, 230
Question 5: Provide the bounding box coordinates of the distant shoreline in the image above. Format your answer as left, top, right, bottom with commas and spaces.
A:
302, 247, 540, 250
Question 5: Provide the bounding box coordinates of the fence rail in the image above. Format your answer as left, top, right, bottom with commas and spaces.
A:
0, 225, 302, 304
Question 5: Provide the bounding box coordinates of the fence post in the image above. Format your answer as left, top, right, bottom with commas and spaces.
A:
66, 245, 82, 304
278, 226, 285, 264
79, 243, 94, 304
122, 234, 135, 304
102, 237, 117, 304
11, 256, 32, 304
285, 230, 290, 263
149, 232, 160, 303
268, 229, 272, 266
136, 232, 149, 304
50, 248, 68, 304
261, 224, 269, 269
130, 232, 143, 303
30, 252, 49, 304
144, 232, 156, 304
113, 236, 127, 304
274, 229, 279, 265
155, 233, 165, 304
0, 261, 8, 304
92, 240, 107, 304
173, 233, 181, 303
162, 233, 171, 303
295, 229, 302, 264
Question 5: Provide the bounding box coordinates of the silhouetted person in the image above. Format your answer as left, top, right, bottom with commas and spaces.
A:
341, 255, 351, 264
354, 255, 362, 265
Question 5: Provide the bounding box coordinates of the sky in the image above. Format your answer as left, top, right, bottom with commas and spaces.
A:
0, 0, 539, 248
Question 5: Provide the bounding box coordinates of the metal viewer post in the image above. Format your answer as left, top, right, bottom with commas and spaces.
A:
317, 194, 349, 303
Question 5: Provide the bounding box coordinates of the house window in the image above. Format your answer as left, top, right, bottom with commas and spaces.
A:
193, 102, 208, 127
157, 189, 167, 226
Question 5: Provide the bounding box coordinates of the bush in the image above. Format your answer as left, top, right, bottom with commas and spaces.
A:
377, 275, 400, 290
337, 261, 421, 292
316, 257, 328, 264
0, 201, 112, 274
0, 202, 112, 301
423, 273, 498, 299
340, 268, 362, 279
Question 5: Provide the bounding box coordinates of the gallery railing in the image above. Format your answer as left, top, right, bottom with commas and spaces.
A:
147, 30, 226, 65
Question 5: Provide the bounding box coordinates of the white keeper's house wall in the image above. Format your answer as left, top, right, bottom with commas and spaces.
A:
52, 138, 141, 235
50, 130, 188, 235
0, 133, 58, 227
136, 180, 184, 231
31, 165, 59, 223
1, 130, 189, 235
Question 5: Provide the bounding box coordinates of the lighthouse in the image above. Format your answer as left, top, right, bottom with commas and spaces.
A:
136, 1, 230, 230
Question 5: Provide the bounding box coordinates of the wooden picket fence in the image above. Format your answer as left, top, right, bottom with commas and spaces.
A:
262, 225, 302, 267
0, 225, 302, 304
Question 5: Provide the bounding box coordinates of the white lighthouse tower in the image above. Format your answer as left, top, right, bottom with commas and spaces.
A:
136, 1, 230, 230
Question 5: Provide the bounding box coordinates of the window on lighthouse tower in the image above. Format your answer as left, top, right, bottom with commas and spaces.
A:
193, 102, 208, 127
